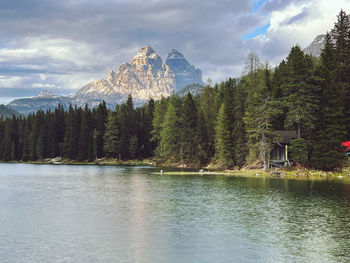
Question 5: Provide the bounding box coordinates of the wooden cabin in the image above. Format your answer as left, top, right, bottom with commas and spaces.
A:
270, 130, 297, 168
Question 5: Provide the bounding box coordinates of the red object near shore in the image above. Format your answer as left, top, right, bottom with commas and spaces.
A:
342, 141, 350, 151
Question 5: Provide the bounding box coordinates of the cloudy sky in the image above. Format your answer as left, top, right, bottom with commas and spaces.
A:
0, 0, 349, 104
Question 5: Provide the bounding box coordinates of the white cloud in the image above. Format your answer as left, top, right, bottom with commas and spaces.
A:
0, 0, 349, 98
0, 76, 22, 88
249, 0, 350, 65
31, 83, 57, 89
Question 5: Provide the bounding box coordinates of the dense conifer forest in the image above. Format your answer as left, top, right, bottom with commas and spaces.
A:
1, 11, 350, 171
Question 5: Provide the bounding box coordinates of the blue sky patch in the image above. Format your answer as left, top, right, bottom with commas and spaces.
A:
243, 22, 270, 40
252, 0, 267, 13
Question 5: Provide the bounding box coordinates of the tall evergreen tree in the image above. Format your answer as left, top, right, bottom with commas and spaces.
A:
118, 95, 135, 159
159, 103, 181, 163
103, 108, 121, 159
78, 105, 92, 161
332, 10, 350, 138
312, 33, 347, 170
196, 109, 210, 165
244, 86, 281, 171
94, 101, 108, 158
233, 82, 247, 167
199, 86, 219, 157
215, 103, 232, 168
284, 46, 318, 138
180, 93, 198, 165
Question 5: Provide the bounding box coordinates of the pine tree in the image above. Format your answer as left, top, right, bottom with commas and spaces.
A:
151, 97, 168, 149
271, 60, 288, 99
118, 95, 136, 159
1, 119, 12, 161
78, 105, 92, 161
159, 103, 181, 162
214, 79, 237, 168
180, 93, 198, 165
199, 86, 219, 158
29, 110, 45, 160
54, 104, 65, 157
94, 101, 108, 158
289, 138, 308, 167
215, 104, 231, 168
284, 46, 319, 138
62, 105, 80, 159
129, 136, 138, 159
312, 33, 347, 170
244, 86, 282, 171
233, 82, 247, 167
103, 109, 121, 159
332, 10, 350, 138
196, 109, 210, 165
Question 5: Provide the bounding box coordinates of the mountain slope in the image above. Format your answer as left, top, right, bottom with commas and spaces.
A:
8, 46, 203, 114
8, 94, 72, 115
0, 104, 20, 118
303, 34, 326, 57
166, 49, 203, 91
74, 46, 202, 103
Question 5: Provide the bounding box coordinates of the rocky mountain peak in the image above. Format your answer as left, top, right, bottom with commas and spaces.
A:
36, 89, 54, 98
108, 70, 116, 83
167, 49, 185, 59
303, 34, 326, 57
7, 46, 204, 113
130, 45, 163, 71
165, 49, 203, 91
136, 45, 157, 57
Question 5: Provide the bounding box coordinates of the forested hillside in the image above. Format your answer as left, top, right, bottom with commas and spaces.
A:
1, 11, 350, 171
0, 105, 19, 119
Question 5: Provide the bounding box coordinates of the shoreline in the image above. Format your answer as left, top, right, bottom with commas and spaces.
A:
154, 169, 350, 182
1, 158, 350, 182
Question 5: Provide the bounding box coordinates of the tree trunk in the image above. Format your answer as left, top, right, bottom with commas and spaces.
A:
297, 123, 301, 139
263, 159, 268, 171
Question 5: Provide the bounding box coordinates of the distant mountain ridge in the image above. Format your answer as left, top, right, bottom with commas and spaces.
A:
7, 37, 329, 115
8, 46, 203, 114
0, 104, 20, 118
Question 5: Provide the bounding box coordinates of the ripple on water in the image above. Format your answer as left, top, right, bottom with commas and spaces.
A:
0, 164, 349, 263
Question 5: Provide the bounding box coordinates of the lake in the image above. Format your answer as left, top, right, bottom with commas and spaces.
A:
0, 164, 350, 263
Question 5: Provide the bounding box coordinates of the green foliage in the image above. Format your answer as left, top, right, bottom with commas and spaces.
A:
199, 85, 219, 157
311, 33, 347, 170
0, 11, 349, 172
180, 93, 198, 165
129, 136, 138, 160
284, 46, 319, 137
159, 103, 181, 162
244, 85, 281, 170
215, 104, 230, 168
103, 110, 121, 158
214, 78, 238, 168
289, 138, 308, 166
196, 109, 210, 165
332, 10, 350, 138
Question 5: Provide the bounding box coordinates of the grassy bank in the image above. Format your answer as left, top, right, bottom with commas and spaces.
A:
153, 166, 350, 182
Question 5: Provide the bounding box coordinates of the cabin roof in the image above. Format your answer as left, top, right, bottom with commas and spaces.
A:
274, 130, 297, 144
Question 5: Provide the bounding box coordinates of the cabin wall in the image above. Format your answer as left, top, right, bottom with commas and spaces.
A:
271, 144, 286, 161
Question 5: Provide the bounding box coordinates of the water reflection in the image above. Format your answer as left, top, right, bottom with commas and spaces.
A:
0, 164, 349, 263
